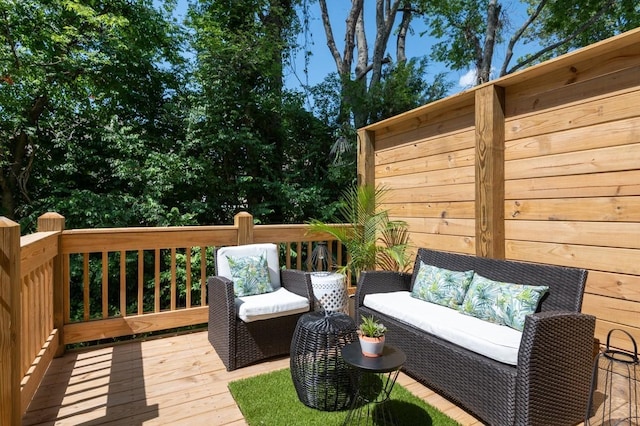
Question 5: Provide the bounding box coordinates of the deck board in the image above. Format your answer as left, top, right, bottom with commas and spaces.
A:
22, 330, 483, 425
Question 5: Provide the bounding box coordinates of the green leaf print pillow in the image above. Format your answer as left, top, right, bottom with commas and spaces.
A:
459, 273, 549, 331
227, 252, 273, 297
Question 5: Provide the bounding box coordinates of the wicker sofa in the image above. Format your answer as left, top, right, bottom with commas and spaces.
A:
356, 248, 596, 426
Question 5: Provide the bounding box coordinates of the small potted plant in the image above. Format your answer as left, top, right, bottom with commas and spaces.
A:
358, 315, 387, 357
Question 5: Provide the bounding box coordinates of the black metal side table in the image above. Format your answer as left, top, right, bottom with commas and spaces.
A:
341, 342, 407, 426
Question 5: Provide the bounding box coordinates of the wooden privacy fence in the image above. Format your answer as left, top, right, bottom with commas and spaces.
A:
357, 27, 640, 352
0, 212, 344, 424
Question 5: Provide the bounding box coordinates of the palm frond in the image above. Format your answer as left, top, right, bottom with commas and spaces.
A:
307, 184, 411, 280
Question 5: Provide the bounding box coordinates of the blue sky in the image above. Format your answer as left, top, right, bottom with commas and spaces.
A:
168, 1, 539, 95
284, 2, 539, 94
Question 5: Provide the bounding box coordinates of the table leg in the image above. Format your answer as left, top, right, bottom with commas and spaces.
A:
343, 369, 401, 426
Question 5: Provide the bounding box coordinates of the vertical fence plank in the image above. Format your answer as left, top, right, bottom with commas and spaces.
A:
1, 217, 21, 425
170, 248, 176, 310
200, 246, 206, 304
186, 248, 192, 308
102, 252, 108, 318
357, 129, 375, 187
120, 251, 126, 317
154, 249, 160, 312
83, 254, 90, 321
63, 254, 70, 324
137, 250, 144, 315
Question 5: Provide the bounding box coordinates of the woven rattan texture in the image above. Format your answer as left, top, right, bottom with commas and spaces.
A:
355, 248, 596, 426
290, 312, 358, 411
208, 268, 314, 371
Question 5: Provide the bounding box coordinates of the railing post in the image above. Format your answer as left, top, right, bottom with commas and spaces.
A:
0, 216, 22, 426
37, 213, 65, 356
234, 212, 254, 245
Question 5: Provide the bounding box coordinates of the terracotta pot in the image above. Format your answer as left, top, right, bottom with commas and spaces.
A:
358, 334, 385, 357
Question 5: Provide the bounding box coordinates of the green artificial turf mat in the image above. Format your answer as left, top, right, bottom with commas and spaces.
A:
228, 367, 460, 426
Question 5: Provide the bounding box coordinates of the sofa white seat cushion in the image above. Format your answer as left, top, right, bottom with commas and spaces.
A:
363, 291, 522, 365
236, 287, 310, 322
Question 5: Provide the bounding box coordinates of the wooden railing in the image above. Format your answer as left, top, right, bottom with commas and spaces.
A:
60, 212, 345, 345
0, 211, 346, 425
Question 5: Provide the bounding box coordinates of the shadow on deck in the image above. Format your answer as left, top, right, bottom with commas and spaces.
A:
22, 330, 483, 425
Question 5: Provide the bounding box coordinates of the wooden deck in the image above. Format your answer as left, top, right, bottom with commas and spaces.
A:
22, 329, 483, 426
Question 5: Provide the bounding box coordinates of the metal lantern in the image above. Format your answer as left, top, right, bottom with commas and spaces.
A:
586, 329, 639, 426
309, 241, 333, 274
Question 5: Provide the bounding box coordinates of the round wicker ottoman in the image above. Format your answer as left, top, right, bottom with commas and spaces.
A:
290, 311, 358, 411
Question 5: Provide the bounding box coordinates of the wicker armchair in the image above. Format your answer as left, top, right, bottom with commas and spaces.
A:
207, 243, 314, 371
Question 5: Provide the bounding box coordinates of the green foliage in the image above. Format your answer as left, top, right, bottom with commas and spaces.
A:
521, 0, 640, 64
186, 0, 349, 225
1, 0, 190, 229
367, 58, 452, 123
359, 315, 387, 337
423, 0, 491, 70
308, 185, 411, 282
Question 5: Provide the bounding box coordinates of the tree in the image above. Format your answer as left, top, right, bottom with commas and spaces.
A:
315, 0, 448, 167
421, 0, 640, 85
186, 0, 347, 225
318, 0, 403, 128
508, 0, 640, 75
0, 0, 187, 227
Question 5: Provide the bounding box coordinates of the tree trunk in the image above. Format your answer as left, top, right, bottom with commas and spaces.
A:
1, 94, 46, 219
396, 2, 413, 63
370, 0, 401, 88
319, 0, 401, 128
477, 0, 501, 84
499, 0, 547, 77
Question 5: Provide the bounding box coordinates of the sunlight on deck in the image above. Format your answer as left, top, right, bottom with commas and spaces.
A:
22, 330, 483, 425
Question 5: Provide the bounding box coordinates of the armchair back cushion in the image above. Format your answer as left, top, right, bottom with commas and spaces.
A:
217, 243, 282, 289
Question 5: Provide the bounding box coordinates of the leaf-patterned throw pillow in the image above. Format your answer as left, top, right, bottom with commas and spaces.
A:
459, 273, 549, 331
411, 261, 475, 308
227, 253, 273, 297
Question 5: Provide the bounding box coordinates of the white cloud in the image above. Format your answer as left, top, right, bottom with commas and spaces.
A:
458, 69, 477, 89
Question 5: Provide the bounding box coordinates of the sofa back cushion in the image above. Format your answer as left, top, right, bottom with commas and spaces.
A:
411, 249, 588, 313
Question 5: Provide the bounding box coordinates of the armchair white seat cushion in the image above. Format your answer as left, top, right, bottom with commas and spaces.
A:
236, 287, 310, 322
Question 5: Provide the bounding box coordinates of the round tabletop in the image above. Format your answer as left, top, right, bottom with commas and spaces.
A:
297, 310, 355, 333
341, 342, 406, 373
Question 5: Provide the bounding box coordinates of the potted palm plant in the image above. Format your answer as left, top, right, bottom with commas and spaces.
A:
358, 315, 387, 357
307, 184, 411, 285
